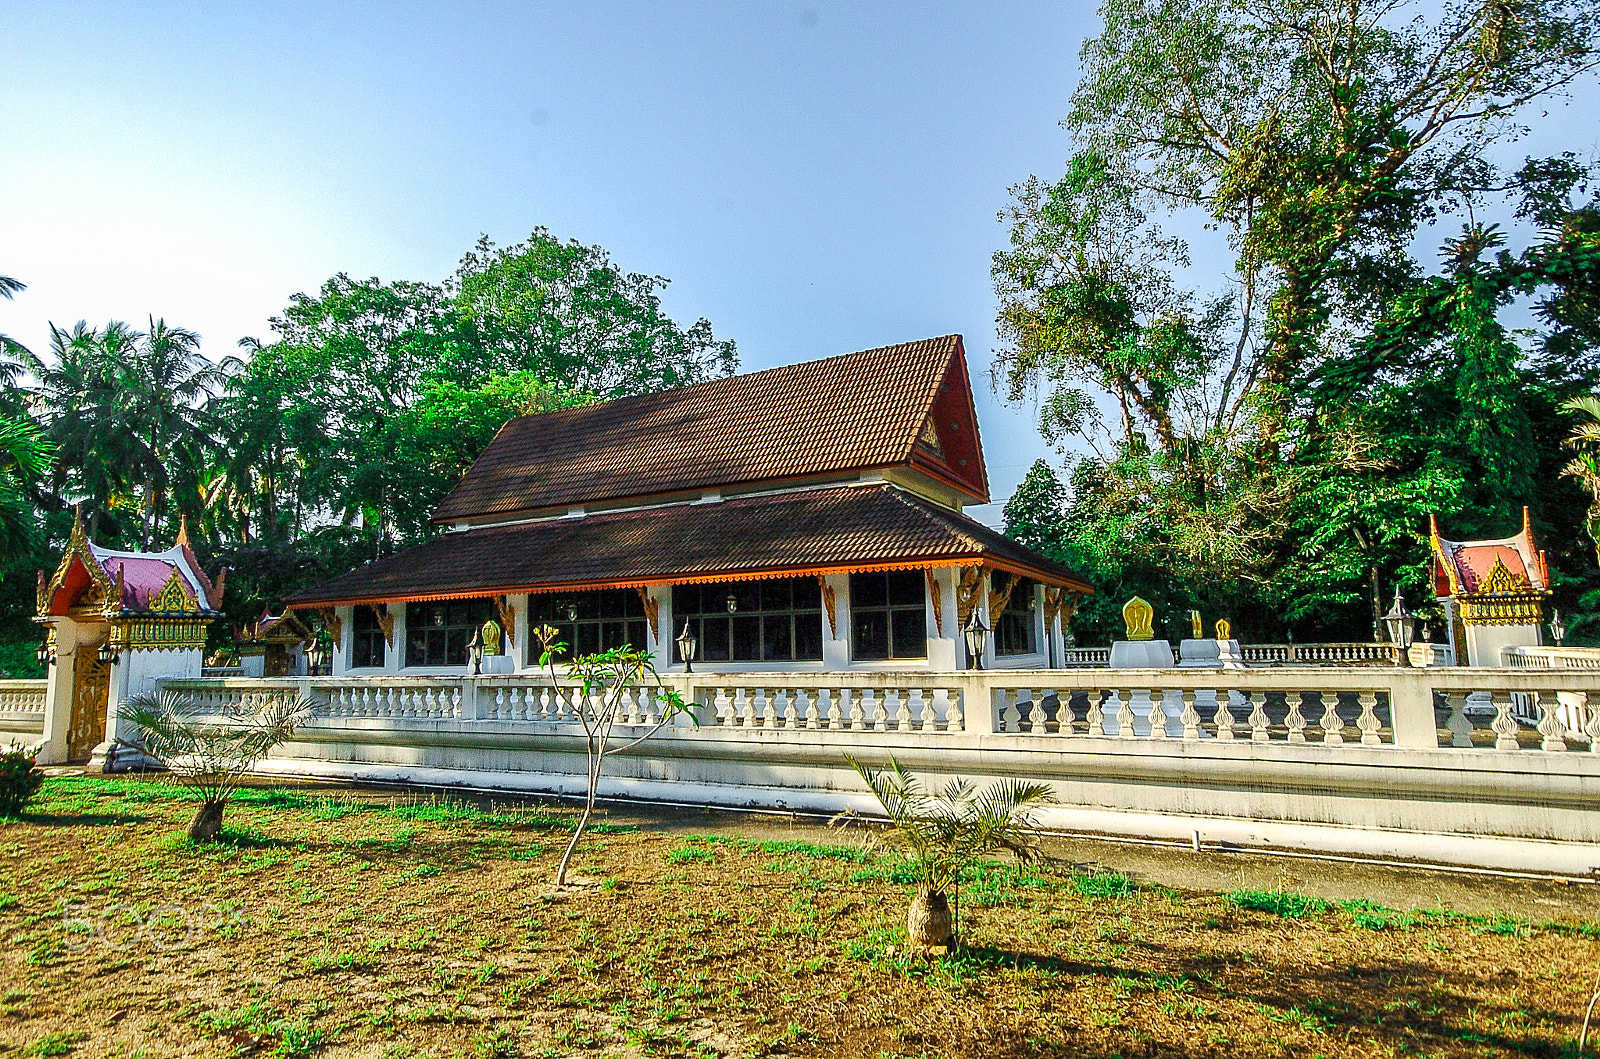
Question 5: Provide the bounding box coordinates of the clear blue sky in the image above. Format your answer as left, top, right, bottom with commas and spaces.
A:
2, 3, 1596, 526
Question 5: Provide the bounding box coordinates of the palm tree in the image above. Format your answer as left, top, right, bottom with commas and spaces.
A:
118, 689, 314, 841
0, 275, 29, 394
1561, 395, 1600, 565
846, 755, 1055, 951
0, 412, 54, 566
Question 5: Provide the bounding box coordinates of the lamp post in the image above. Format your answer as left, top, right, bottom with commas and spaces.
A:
962, 608, 990, 671
466, 630, 484, 675
1551, 609, 1567, 647
1382, 586, 1415, 667
304, 635, 331, 675
675, 621, 699, 674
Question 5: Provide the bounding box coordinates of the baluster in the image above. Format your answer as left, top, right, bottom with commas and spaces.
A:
730, 687, 749, 727
1581, 692, 1600, 754
1285, 693, 1307, 743
777, 688, 795, 728
1535, 693, 1568, 752
451, 688, 463, 718
839, 688, 857, 730
945, 688, 963, 732
1087, 690, 1106, 736
1444, 691, 1473, 748
803, 688, 821, 729
1321, 693, 1345, 746
1247, 694, 1270, 741
1212, 693, 1236, 740
856, 689, 876, 731
1117, 690, 1137, 739
752, 688, 770, 727
893, 688, 911, 731
1357, 691, 1383, 746
645, 688, 663, 726
1147, 691, 1169, 739
914, 689, 933, 730
490, 687, 504, 721
1180, 690, 1201, 740
1490, 691, 1520, 750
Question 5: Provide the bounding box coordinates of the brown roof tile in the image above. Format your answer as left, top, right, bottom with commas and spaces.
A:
290, 484, 1090, 606
431, 335, 980, 522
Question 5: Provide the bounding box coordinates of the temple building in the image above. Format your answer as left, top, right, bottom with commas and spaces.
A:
33, 517, 223, 764
287, 335, 1093, 674
1429, 508, 1552, 666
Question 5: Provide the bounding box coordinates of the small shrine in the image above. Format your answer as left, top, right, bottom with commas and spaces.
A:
236, 608, 312, 677
33, 514, 224, 765
1428, 508, 1551, 667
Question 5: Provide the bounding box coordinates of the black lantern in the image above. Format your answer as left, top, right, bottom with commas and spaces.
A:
1382, 586, 1415, 667
675, 621, 699, 673
433, 608, 445, 627
563, 602, 579, 623
962, 608, 990, 671
1551, 609, 1567, 647
35, 640, 51, 666
725, 592, 738, 613
96, 641, 117, 665
467, 630, 484, 675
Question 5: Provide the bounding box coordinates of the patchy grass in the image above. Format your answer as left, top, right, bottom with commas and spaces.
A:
1, 775, 1596, 1058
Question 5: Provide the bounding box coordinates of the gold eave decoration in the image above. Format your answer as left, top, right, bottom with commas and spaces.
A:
1476, 556, 1528, 596
151, 567, 197, 613
1459, 594, 1545, 627
108, 617, 212, 652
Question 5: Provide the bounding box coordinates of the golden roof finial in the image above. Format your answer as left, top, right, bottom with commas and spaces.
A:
1214, 618, 1232, 640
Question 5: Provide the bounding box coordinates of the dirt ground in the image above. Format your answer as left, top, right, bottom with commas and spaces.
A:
2, 773, 1597, 1059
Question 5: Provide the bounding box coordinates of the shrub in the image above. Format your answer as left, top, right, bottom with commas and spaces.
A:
0, 742, 44, 817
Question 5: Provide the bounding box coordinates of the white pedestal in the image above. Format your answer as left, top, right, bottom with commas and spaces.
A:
1108, 640, 1174, 669
1178, 639, 1221, 668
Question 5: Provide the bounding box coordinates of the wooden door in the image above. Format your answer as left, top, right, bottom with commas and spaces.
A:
67, 654, 111, 762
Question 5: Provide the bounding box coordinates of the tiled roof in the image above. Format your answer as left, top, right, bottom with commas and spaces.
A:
290, 484, 1090, 606
1429, 508, 1549, 598
431, 335, 981, 522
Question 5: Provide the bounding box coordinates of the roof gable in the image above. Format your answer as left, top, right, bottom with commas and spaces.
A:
37, 515, 222, 617
1429, 508, 1550, 598
431, 335, 985, 522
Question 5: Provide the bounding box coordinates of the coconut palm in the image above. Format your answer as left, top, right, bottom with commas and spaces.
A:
846, 754, 1055, 950
0, 274, 29, 385
0, 413, 54, 566
1561, 395, 1600, 565
118, 689, 314, 841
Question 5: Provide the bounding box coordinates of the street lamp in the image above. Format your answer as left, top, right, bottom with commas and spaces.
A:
1551, 609, 1567, 647
466, 630, 484, 675
304, 635, 331, 674
962, 608, 990, 671
675, 621, 699, 673
1383, 586, 1415, 667
35, 640, 52, 666
96, 641, 117, 666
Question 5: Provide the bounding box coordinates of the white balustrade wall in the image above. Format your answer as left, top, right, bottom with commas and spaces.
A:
0, 679, 47, 745
149, 667, 1600, 872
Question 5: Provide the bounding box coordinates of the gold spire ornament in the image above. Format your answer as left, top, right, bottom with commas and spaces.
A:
480, 619, 503, 657
1122, 596, 1155, 641
1214, 618, 1232, 640
1189, 609, 1203, 639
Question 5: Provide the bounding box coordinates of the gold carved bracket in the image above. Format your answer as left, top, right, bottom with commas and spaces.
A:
495, 595, 517, 647
366, 604, 395, 647
956, 566, 984, 627
817, 576, 838, 638
633, 587, 658, 642
988, 573, 1020, 623
319, 607, 344, 644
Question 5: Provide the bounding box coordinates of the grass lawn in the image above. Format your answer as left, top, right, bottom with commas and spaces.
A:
1, 775, 1597, 1058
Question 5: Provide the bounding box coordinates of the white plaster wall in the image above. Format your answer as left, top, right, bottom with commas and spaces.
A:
1466, 621, 1541, 667
106, 646, 202, 743
821, 573, 851, 671
36, 619, 81, 764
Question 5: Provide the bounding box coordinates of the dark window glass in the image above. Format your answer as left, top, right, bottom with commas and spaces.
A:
406, 598, 495, 668
352, 605, 385, 669
850, 570, 926, 660
526, 589, 648, 665
996, 577, 1040, 655
672, 577, 823, 663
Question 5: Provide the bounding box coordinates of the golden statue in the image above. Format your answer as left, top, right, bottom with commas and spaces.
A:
1122, 596, 1155, 641
1214, 618, 1232, 640
480, 619, 502, 656
1189, 609, 1203, 639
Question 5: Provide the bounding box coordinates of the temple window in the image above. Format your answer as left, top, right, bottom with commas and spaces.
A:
351, 606, 386, 668
996, 577, 1040, 656
527, 589, 648, 662
673, 577, 823, 663
850, 570, 926, 660
405, 599, 495, 667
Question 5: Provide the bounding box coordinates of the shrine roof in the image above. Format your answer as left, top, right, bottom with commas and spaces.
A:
40, 518, 223, 618
289, 483, 1091, 607
431, 335, 989, 523
1429, 509, 1549, 598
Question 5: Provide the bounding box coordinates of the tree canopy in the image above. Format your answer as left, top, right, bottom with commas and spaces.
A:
996, 0, 1600, 643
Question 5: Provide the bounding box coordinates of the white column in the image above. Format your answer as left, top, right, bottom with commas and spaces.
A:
927, 567, 959, 670
822, 573, 851, 670
37, 618, 78, 765
650, 585, 674, 672
512, 593, 531, 669
387, 605, 407, 673
331, 605, 353, 675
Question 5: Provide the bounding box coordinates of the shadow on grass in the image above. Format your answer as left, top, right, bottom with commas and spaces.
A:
12, 810, 152, 827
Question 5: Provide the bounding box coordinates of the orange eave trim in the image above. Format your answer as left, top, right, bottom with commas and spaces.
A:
288, 558, 1094, 610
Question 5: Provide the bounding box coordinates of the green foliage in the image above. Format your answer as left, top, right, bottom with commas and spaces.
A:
0, 742, 44, 817
845, 753, 1055, 896
1225, 889, 1329, 919
0, 641, 45, 679
996, 0, 1600, 640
